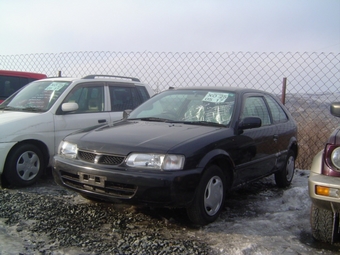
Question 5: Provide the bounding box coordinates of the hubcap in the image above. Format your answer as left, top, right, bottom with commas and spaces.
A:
286, 156, 295, 181
204, 176, 223, 216
16, 151, 40, 181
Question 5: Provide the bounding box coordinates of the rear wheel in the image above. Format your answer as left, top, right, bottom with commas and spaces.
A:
310, 203, 335, 243
3, 144, 45, 187
187, 165, 226, 225
275, 150, 295, 188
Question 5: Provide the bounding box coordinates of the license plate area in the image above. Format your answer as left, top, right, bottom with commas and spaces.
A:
78, 172, 107, 187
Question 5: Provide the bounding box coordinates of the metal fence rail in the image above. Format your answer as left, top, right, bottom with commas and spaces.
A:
1, 51, 339, 169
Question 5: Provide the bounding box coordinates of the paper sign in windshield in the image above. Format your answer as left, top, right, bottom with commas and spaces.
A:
203, 92, 229, 103
45, 82, 68, 91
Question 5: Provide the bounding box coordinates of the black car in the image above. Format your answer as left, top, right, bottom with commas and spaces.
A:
53, 87, 298, 225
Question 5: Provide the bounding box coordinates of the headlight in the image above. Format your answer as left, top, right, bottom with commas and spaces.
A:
126, 153, 185, 170
331, 147, 340, 169
58, 141, 78, 159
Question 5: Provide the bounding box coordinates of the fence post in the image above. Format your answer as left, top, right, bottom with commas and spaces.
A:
58, 71, 62, 77
281, 77, 287, 105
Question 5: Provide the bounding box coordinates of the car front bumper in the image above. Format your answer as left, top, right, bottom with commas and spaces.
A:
53, 156, 202, 207
0, 141, 17, 175
308, 172, 340, 212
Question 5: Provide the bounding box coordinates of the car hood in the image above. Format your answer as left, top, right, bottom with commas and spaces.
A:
67, 120, 227, 155
0, 111, 51, 142
0, 110, 41, 123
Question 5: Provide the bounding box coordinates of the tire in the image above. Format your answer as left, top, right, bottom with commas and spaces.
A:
186, 165, 226, 226
3, 144, 45, 187
310, 203, 334, 243
275, 150, 295, 188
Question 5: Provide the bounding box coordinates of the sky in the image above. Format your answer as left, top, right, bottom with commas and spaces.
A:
0, 0, 339, 55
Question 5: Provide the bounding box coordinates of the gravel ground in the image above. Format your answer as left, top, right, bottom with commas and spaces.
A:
0, 170, 339, 255
0, 177, 212, 255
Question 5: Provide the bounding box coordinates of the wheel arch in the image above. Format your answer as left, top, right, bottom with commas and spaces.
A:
198, 149, 235, 190
5, 139, 50, 170
289, 137, 298, 159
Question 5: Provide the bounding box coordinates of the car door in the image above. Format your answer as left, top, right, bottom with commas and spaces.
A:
234, 94, 279, 183
54, 82, 111, 154
265, 94, 293, 168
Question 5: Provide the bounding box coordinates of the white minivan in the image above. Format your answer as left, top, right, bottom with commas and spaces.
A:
0, 75, 154, 187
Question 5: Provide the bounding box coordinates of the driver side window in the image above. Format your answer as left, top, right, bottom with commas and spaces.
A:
63, 84, 104, 113
241, 96, 271, 126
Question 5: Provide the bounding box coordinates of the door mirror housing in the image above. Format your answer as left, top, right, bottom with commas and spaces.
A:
61, 102, 79, 112
330, 102, 340, 118
238, 117, 262, 130
123, 109, 132, 119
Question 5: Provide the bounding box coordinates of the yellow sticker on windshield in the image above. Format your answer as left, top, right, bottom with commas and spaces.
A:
203, 92, 229, 103
45, 82, 68, 91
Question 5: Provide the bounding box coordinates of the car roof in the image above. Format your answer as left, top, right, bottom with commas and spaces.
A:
37, 75, 144, 84
170, 86, 269, 94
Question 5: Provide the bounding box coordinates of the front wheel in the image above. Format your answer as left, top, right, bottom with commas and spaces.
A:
3, 144, 45, 187
275, 150, 295, 188
310, 203, 335, 243
186, 165, 226, 225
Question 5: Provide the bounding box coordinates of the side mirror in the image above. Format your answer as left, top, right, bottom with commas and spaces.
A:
330, 102, 340, 118
238, 117, 262, 130
61, 102, 79, 112
123, 109, 132, 119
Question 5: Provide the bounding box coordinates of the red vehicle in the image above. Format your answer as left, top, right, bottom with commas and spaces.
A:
0, 70, 47, 103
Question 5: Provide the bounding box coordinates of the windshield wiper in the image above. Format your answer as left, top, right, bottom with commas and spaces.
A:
21, 107, 44, 112
0, 106, 19, 111
172, 120, 225, 127
129, 117, 225, 127
129, 117, 171, 122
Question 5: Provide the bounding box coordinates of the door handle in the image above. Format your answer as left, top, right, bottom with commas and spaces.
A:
98, 119, 107, 123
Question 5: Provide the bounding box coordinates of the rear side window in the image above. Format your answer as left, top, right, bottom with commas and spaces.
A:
109, 87, 143, 111
265, 95, 288, 124
136, 86, 150, 102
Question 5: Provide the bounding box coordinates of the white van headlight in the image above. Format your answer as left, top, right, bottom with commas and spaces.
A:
59, 141, 78, 159
126, 153, 185, 170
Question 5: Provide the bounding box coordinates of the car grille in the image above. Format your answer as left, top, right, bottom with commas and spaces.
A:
60, 170, 137, 199
78, 150, 125, 165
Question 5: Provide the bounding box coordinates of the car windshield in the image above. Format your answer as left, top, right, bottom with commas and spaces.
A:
0, 80, 71, 112
128, 89, 235, 126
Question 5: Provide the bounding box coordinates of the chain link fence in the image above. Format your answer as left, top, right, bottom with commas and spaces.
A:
1, 51, 339, 169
